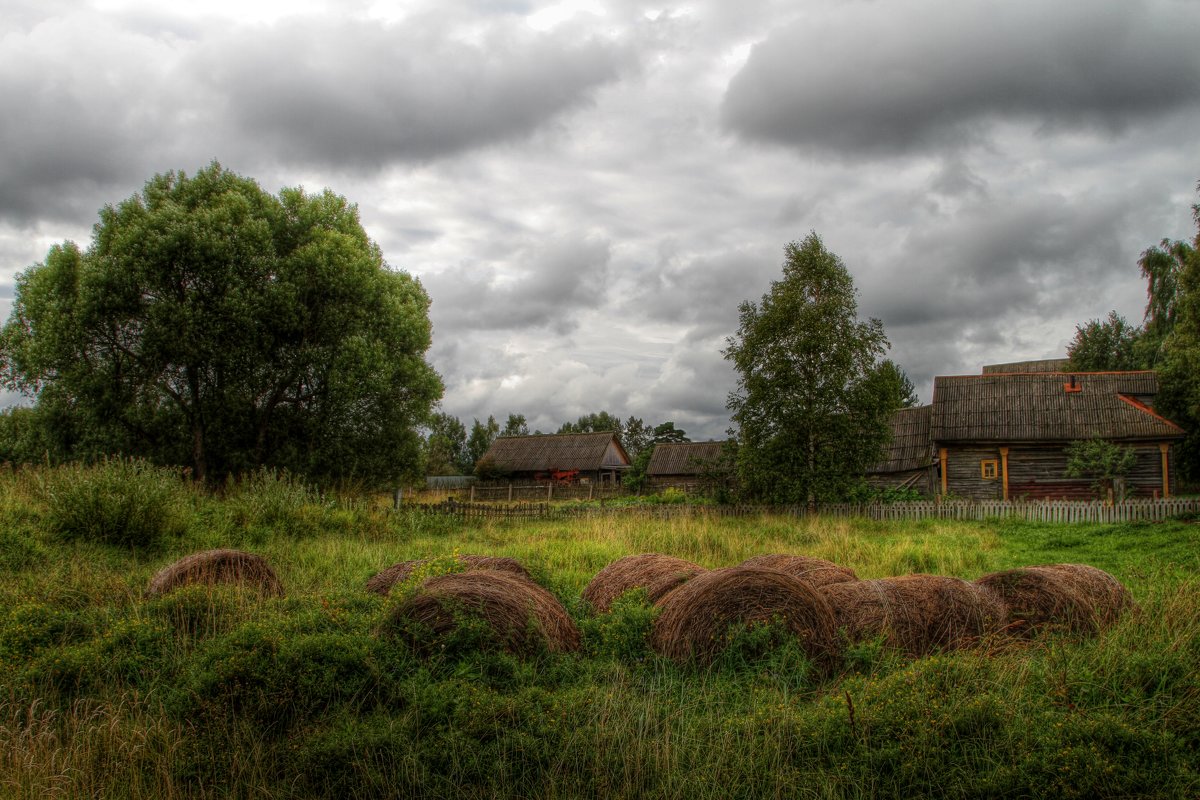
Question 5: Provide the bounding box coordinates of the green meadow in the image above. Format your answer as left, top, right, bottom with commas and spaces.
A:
1, 462, 1198, 799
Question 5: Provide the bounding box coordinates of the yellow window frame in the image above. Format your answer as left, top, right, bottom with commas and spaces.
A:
981, 460, 999, 480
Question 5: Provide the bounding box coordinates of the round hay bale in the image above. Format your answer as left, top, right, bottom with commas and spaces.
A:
650, 566, 839, 667
1030, 564, 1133, 626
738, 554, 857, 589
366, 555, 531, 596
975, 567, 1099, 636
819, 574, 1005, 656
582, 553, 706, 613
384, 570, 580, 655
146, 549, 283, 598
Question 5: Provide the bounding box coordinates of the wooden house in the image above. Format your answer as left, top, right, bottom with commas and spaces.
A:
645, 441, 726, 490
930, 371, 1183, 500
479, 432, 631, 485
865, 405, 936, 494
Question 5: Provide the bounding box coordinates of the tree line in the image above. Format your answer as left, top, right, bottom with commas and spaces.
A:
423, 409, 690, 486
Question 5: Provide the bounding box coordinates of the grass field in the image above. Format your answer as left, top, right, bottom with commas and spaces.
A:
1, 463, 1198, 798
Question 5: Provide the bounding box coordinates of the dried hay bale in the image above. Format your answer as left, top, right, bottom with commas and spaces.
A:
738, 554, 857, 589
366, 555, 530, 596
1030, 564, 1134, 626
147, 549, 283, 598
582, 553, 706, 613
650, 566, 839, 666
975, 567, 1099, 636
819, 574, 1005, 656
384, 570, 580, 655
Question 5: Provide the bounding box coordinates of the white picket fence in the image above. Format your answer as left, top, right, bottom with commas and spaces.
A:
819, 498, 1200, 524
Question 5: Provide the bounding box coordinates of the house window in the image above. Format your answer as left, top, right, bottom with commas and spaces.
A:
981, 460, 999, 480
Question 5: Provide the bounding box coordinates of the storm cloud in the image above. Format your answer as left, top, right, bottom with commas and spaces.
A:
0, 0, 1196, 440
722, 1, 1200, 156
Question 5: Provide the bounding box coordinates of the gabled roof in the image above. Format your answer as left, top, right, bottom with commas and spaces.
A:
981, 358, 1071, 374
931, 372, 1182, 443
869, 405, 934, 474
480, 432, 630, 472
646, 441, 725, 476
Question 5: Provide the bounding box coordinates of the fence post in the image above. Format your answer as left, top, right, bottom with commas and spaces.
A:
470, 485, 476, 502
548, 483, 553, 501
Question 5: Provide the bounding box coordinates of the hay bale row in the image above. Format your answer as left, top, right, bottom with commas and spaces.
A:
147, 548, 1132, 666
366, 555, 530, 596
147, 549, 284, 598
383, 570, 580, 655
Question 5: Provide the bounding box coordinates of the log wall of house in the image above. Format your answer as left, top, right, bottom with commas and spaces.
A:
943, 442, 1175, 500
942, 445, 1005, 500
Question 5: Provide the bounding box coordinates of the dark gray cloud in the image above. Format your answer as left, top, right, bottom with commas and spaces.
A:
194, 19, 630, 169
424, 234, 611, 333
722, 1, 1200, 156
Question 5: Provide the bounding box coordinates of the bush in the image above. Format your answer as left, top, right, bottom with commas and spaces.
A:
40, 458, 189, 548
223, 468, 330, 540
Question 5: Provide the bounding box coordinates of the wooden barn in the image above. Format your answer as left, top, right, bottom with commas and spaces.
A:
865, 405, 936, 494
478, 432, 631, 485
930, 371, 1183, 500
645, 441, 726, 491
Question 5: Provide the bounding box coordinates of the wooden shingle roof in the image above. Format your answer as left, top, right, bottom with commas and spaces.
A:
480, 432, 630, 472
981, 359, 1071, 374
931, 372, 1182, 443
646, 441, 725, 476
869, 405, 934, 474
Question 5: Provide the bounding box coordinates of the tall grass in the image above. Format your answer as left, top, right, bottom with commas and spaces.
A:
0, 461, 1198, 798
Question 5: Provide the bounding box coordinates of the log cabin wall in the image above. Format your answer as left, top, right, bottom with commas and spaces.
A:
943, 441, 1174, 500
942, 445, 1006, 500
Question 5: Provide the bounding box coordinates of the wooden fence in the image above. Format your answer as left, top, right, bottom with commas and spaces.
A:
458, 484, 627, 503
413, 497, 1200, 524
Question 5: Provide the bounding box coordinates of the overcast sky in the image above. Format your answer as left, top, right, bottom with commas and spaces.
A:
3, 0, 1199, 440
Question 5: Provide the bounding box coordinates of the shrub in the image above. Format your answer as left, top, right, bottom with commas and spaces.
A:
223, 468, 329, 540
40, 458, 189, 548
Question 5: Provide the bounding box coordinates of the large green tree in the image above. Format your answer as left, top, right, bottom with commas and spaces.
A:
0, 164, 442, 486
724, 234, 893, 504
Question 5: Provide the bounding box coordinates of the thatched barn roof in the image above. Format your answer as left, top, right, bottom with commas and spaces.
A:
646, 441, 725, 476
480, 432, 631, 472
981, 358, 1071, 374
869, 405, 934, 474
931, 372, 1182, 443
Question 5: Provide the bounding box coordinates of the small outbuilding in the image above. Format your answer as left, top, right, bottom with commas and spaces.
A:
478, 432, 631, 485
645, 441, 726, 491
865, 405, 936, 494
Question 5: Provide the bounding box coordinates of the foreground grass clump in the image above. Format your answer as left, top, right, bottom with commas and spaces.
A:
0, 463, 1199, 798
